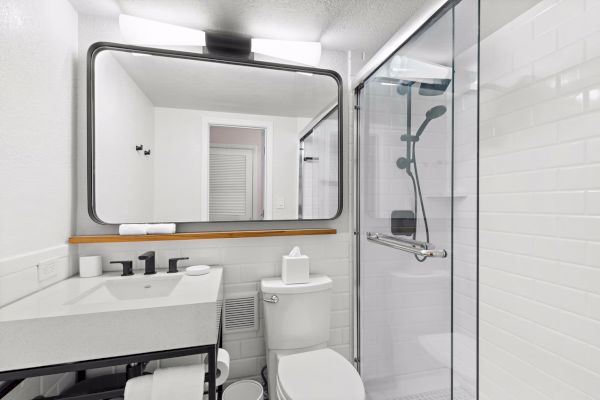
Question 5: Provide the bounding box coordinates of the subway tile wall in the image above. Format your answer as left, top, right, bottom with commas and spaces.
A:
77, 233, 352, 381
480, 0, 600, 398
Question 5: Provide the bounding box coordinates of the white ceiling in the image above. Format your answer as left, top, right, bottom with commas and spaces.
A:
69, 0, 428, 55
105, 50, 338, 117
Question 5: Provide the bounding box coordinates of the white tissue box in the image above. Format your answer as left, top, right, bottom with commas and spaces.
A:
282, 255, 310, 284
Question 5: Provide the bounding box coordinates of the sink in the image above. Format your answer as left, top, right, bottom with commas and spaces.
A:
68, 275, 183, 304
0, 268, 223, 372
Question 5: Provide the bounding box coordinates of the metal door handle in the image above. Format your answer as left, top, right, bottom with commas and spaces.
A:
263, 295, 279, 304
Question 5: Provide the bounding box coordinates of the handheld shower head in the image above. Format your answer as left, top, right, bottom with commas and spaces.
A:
415, 105, 447, 138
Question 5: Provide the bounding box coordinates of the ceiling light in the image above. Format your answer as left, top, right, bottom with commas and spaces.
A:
251, 38, 321, 66
119, 14, 206, 46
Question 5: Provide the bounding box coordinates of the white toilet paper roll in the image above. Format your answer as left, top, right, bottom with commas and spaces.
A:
210, 348, 230, 386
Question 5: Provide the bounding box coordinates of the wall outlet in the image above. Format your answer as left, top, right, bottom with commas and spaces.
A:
277, 196, 285, 209
38, 259, 58, 282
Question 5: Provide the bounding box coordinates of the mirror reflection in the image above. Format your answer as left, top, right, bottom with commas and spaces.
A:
90, 46, 341, 223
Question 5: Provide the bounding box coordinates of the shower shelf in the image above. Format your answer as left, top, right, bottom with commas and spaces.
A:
366, 232, 447, 258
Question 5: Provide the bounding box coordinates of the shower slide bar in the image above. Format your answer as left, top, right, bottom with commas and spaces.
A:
366, 232, 447, 258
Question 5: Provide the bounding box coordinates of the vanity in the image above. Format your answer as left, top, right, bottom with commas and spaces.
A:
0, 268, 223, 400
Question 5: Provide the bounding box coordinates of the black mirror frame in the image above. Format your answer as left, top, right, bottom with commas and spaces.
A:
87, 42, 343, 225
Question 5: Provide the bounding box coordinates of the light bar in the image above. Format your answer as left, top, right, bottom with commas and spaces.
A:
119, 14, 206, 46
251, 38, 321, 66
119, 15, 321, 66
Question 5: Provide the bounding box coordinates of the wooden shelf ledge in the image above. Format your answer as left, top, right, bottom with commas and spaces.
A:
69, 228, 337, 244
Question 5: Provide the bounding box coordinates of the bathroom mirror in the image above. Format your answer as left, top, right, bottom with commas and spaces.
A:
88, 42, 342, 224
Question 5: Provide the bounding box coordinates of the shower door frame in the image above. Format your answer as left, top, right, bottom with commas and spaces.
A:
352, 0, 479, 398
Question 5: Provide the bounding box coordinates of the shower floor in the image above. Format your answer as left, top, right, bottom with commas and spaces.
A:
396, 388, 472, 400
365, 369, 474, 400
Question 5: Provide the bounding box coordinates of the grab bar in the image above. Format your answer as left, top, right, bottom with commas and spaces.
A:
366, 232, 447, 258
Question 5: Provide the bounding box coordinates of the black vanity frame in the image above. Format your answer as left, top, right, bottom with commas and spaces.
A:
0, 345, 219, 400
86, 41, 344, 225
0, 328, 223, 400
0, 317, 224, 400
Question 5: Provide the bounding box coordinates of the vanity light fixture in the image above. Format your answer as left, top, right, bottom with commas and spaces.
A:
119, 14, 207, 46
251, 38, 321, 66
119, 14, 321, 66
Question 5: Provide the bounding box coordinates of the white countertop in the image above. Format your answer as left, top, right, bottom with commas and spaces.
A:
0, 269, 221, 322
0, 268, 223, 372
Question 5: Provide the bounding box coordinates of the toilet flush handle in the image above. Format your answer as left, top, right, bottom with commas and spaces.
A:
263, 295, 279, 304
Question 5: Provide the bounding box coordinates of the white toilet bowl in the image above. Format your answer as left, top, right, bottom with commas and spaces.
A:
261, 275, 365, 400
275, 348, 365, 400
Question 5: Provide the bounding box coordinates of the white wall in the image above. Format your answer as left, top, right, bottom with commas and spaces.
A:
480, 0, 600, 398
153, 108, 302, 221
153, 107, 204, 222
94, 51, 155, 223
0, 0, 79, 397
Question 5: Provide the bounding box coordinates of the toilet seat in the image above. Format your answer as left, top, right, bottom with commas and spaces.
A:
276, 348, 365, 400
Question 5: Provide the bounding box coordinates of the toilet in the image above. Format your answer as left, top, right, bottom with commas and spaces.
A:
261, 275, 365, 400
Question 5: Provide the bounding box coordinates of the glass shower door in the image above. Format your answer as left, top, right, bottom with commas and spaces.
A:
356, 1, 478, 399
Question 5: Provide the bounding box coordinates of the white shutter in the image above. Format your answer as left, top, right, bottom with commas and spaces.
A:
209, 147, 253, 221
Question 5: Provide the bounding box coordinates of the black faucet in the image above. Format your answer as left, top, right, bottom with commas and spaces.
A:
110, 260, 134, 276
138, 251, 156, 275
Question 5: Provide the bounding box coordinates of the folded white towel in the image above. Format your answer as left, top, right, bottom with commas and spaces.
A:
152, 364, 205, 400
146, 223, 176, 235
124, 374, 153, 400
119, 224, 149, 235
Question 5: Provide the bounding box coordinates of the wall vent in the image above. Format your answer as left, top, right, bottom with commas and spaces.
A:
223, 291, 258, 333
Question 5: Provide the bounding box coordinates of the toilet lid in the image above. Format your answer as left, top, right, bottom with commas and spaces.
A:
277, 349, 365, 400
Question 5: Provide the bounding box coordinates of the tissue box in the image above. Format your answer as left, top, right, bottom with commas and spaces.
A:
282, 255, 310, 284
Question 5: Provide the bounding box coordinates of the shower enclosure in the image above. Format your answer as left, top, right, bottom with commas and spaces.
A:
355, 1, 479, 399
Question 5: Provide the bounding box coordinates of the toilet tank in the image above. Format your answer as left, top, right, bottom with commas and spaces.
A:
261, 275, 332, 350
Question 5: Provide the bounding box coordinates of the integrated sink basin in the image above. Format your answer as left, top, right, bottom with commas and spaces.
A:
0, 268, 223, 372
68, 274, 183, 304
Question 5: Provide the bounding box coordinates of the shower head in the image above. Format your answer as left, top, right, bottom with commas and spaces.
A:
418, 79, 451, 96
426, 105, 447, 119
415, 105, 447, 138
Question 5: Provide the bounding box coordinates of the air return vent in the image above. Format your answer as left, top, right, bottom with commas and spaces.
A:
223, 291, 258, 333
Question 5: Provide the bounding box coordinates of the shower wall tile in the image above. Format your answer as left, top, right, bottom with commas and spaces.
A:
480, 0, 600, 398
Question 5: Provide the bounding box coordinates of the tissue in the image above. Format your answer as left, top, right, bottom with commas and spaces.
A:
282, 246, 310, 284
289, 246, 302, 257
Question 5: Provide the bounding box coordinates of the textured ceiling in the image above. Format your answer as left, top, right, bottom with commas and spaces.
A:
105, 50, 338, 117
71, 0, 427, 54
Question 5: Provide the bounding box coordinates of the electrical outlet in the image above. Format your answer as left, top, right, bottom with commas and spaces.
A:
277, 196, 285, 209
38, 259, 58, 282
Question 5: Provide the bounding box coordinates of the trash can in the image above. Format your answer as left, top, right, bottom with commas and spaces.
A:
223, 380, 263, 400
